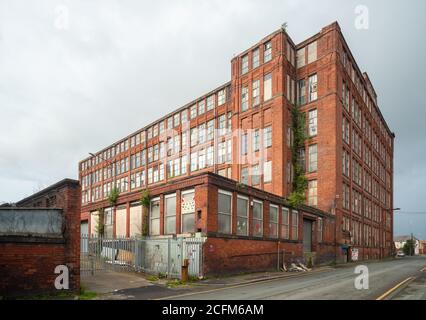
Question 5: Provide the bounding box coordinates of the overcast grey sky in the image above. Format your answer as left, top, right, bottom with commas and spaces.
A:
0, 0, 425, 238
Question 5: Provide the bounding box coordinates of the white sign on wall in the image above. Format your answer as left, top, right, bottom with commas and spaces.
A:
352, 248, 359, 261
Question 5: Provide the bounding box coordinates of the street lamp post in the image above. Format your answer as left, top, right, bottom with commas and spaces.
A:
385, 208, 400, 258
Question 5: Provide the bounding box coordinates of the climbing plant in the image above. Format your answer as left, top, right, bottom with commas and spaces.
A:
288, 102, 308, 208
140, 188, 151, 208
140, 188, 150, 236
95, 208, 105, 236
108, 187, 120, 206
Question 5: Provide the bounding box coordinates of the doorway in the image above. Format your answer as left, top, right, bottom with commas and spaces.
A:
303, 219, 313, 253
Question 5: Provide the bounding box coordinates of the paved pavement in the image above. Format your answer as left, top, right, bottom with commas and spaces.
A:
81, 270, 152, 295
83, 256, 426, 300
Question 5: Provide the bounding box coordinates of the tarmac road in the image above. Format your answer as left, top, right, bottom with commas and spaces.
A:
163, 256, 426, 300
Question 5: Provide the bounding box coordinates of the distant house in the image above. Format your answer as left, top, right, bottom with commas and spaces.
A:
394, 235, 420, 255
419, 240, 426, 255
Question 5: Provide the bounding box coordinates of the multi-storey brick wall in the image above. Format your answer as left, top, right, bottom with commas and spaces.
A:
0, 179, 81, 297
78, 21, 394, 262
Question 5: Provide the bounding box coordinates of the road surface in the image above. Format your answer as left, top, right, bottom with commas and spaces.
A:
165, 256, 426, 300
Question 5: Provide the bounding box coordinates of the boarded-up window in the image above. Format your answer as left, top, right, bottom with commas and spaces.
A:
297, 48, 305, 68
264, 73, 272, 101
129, 203, 142, 237
307, 41, 317, 64
116, 205, 127, 237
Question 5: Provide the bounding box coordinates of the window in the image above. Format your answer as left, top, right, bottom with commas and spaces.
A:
241, 86, 249, 111
218, 89, 226, 106
307, 41, 317, 64
308, 180, 318, 206
190, 105, 197, 119
174, 113, 180, 127
149, 198, 160, 236
206, 146, 214, 167
190, 152, 197, 172
252, 48, 260, 68
297, 48, 305, 68
174, 158, 180, 176
237, 195, 249, 236
180, 155, 187, 175
164, 194, 176, 234
342, 183, 350, 210
241, 55, 249, 74
263, 161, 272, 183
252, 80, 260, 107
241, 167, 249, 184
264, 41, 272, 62
308, 109, 317, 136
281, 208, 290, 239
190, 127, 198, 147
253, 200, 263, 237
206, 95, 215, 111
308, 74, 318, 102
342, 149, 350, 177
181, 109, 188, 124
291, 210, 299, 240
342, 117, 350, 144
308, 144, 318, 172
198, 123, 206, 144
253, 129, 260, 152
167, 117, 173, 130
198, 149, 206, 169
198, 100, 205, 115
252, 165, 260, 185
207, 120, 214, 140
317, 218, 323, 243
264, 73, 272, 101
218, 114, 226, 136
264, 126, 272, 148
181, 190, 195, 233
159, 164, 164, 181
217, 141, 226, 164
241, 133, 248, 155
297, 79, 306, 105
218, 190, 232, 234
269, 205, 278, 238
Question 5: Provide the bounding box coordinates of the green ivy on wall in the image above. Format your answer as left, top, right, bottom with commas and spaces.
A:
108, 187, 120, 206
140, 188, 150, 236
288, 102, 308, 208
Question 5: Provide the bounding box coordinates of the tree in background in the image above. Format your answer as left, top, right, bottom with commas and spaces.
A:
403, 239, 416, 256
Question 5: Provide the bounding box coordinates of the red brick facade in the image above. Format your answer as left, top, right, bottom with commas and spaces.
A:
82, 172, 335, 274
79, 21, 394, 267
0, 179, 81, 296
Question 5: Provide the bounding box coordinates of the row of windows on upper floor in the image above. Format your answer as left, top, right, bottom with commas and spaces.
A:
340, 49, 391, 148
239, 39, 318, 76
341, 183, 392, 221
82, 66, 319, 173
342, 80, 392, 150
81, 145, 233, 204
82, 121, 275, 189
80, 86, 230, 171
342, 147, 392, 190
342, 114, 392, 170
239, 71, 318, 114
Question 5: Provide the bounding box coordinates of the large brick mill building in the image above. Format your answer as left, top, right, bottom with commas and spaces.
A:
79, 22, 394, 274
